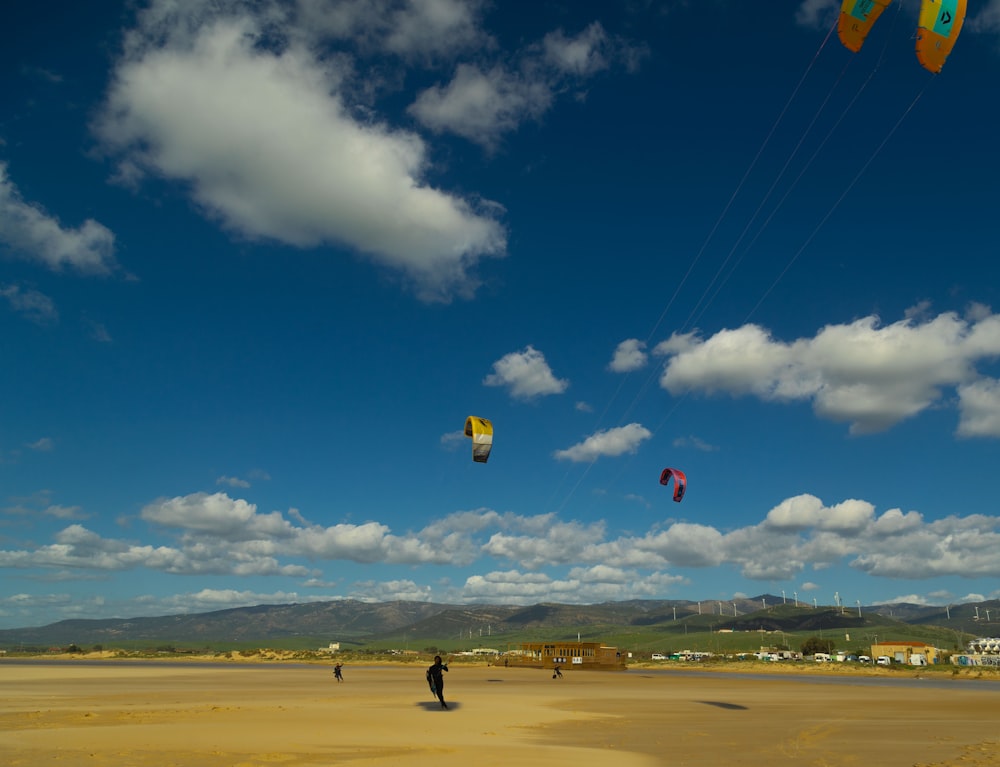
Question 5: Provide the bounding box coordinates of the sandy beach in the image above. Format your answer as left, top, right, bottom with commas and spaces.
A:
2, 660, 998, 767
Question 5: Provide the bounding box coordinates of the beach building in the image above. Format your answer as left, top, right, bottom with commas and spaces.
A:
952, 637, 1000, 667
501, 641, 627, 670
869, 640, 941, 665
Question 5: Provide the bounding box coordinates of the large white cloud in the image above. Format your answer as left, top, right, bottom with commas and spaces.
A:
93, 4, 506, 302
656, 310, 1000, 436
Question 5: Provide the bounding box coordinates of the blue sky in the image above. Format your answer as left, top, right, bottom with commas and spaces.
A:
2, 0, 999, 630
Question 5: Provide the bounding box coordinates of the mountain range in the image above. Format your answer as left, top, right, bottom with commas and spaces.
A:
1, 596, 997, 649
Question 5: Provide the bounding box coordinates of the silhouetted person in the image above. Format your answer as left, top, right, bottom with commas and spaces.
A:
334, 663, 344, 682
426, 655, 449, 709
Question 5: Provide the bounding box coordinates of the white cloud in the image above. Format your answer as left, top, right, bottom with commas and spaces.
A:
461, 566, 683, 604
3, 489, 999, 620
795, 0, 838, 28
93, 5, 506, 302
408, 63, 553, 149
968, 1, 1000, 33
294, 0, 489, 58
608, 338, 647, 373
216, 475, 251, 488
766, 494, 875, 534
672, 435, 718, 452
656, 310, 1000, 436
349, 578, 433, 602
0, 164, 117, 275
481, 518, 607, 569
542, 22, 611, 76
1, 284, 58, 325
408, 18, 643, 148
483, 345, 568, 399
142, 492, 295, 540
553, 423, 651, 462
957, 378, 1000, 437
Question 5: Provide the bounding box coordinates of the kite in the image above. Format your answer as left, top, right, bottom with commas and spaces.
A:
836, 0, 965, 72
837, 0, 892, 54
659, 467, 687, 503
464, 416, 493, 463
915, 0, 966, 73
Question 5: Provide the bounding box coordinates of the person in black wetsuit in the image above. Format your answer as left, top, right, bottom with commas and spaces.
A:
426, 655, 449, 709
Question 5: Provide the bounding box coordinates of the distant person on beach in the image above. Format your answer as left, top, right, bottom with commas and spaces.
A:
334, 663, 344, 682
426, 655, 449, 709
552, 665, 562, 679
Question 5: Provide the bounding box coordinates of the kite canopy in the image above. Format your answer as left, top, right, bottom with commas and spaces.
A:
464, 416, 493, 463
915, 0, 966, 73
837, 0, 893, 54
836, 0, 965, 72
659, 467, 687, 503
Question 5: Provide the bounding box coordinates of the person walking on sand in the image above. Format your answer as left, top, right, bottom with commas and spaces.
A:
334, 663, 344, 682
426, 655, 449, 709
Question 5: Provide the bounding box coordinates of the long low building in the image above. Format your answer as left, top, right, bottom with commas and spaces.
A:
501, 641, 627, 671
870, 641, 941, 665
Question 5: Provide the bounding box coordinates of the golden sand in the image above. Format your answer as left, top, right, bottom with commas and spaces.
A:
1, 660, 997, 766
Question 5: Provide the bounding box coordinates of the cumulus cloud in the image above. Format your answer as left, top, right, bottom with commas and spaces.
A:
608, 338, 647, 373
553, 423, 651, 462
765, 494, 875, 533
542, 22, 612, 75
0, 164, 117, 275
957, 379, 1000, 437
481, 517, 607, 569
409, 19, 642, 149
93, 2, 506, 302
3, 488, 998, 624
461, 565, 684, 604
294, 0, 490, 58
409, 63, 553, 149
483, 345, 568, 399
656, 310, 1000, 436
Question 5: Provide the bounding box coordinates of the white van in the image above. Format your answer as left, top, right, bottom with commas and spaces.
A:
876, 655, 892, 666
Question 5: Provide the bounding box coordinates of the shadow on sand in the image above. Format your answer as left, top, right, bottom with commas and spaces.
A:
695, 700, 748, 710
